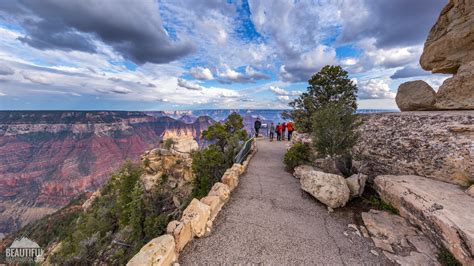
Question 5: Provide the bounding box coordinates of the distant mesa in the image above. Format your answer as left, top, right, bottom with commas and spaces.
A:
396, 0, 474, 111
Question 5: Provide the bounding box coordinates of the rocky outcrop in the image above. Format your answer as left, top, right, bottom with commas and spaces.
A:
419, 0, 474, 110
420, 0, 474, 74
362, 209, 439, 265
395, 81, 436, 111
356, 111, 474, 186
294, 165, 350, 209
434, 61, 474, 110
374, 175, 474, 265
127, 234, 177, 266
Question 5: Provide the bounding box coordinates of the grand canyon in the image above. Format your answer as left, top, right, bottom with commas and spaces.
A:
0, 111, 217, 236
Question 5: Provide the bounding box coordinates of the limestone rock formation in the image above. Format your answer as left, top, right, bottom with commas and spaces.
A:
362, 210, 439, 265
420, 0, 474, 110
374, 175, 474, 265
127, 234, 177, 266
395, 80, 436, 111
294, 165, 350, 208
434, 61, 474, 110
346, 173, 368, 199
166, 220, 193, 253
221, 164, 242, 191
181, 199, 211, 238
420, 0, 474, 74
356, 111, 474, 185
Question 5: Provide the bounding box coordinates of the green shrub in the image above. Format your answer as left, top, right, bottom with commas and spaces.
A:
367, 195, 399, 215
284, 142, 310, 171
311, 102, 361, 158
437, 247, 461, 266
192, 112, 247, 198
163, 138, 176, 150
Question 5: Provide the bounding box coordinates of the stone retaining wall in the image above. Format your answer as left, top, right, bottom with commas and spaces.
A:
127, 140, 257, 266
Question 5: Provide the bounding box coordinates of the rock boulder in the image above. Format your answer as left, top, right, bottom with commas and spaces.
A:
434, 61, 474, 110
181, 199, 211, 238
127, 234, 177, 266
346, 173, 368, 199
294, 165, 350, 208
395, 80, 436, 111
420, 0, 474, 74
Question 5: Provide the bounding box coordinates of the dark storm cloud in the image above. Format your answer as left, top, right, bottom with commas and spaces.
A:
4, 0, 194, 64
391, 65, 431, 79
340, 0, 446, 48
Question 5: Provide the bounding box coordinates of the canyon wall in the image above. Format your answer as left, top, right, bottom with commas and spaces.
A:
0, 111, 214, 235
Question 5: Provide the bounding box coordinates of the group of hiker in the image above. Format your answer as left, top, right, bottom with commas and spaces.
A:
254, 118, 294, 142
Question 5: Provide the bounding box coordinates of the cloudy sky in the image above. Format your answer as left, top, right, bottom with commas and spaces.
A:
0, 0, 449, 110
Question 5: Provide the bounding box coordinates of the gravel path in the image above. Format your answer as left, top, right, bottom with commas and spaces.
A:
179, 139, 391, 265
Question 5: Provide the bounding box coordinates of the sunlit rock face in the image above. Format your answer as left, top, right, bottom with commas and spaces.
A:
0, 111, 213, 235
420, 0, 474, 110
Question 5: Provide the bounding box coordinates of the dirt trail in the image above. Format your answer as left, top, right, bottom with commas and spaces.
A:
179, 139, 390, 265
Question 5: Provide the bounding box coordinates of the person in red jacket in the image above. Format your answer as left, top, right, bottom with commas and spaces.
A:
276, 123, 282, 141
287, 121, 294, 141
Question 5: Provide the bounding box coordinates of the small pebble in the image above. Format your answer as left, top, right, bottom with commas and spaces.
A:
370, 250, 379, 256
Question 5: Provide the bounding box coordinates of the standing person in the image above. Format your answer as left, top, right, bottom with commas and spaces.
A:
287, 121, 294, 141
281, 122, 287, 141
269, 122, 275, 141
276, 123, 282, 141
254, 118, 262, 137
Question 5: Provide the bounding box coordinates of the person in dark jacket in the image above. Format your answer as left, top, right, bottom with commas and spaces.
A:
269, 122, 275, 141
254, 118, 262, 137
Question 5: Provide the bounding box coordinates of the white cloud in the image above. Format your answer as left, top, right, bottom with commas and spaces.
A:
357, 79, 396, 99
177, 78, 203, 91
111, 86, 133, 94
279, 45, 337, 82
189, 67, 214, 80
277, 95, 290, 102
21, 72, 52, 85
269, 86, 302, 96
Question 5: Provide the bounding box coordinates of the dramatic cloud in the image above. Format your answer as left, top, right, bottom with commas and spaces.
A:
357, 79, 395, 99
0, 0, 448, 110
177, 78, 203, 91
5, 0, 194, 64
189, 67, 214, 80
340, 0, 446, 48
279, 45, 336, 82
391, 65, 431, 79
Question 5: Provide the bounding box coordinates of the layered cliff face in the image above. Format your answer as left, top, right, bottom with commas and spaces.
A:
0, 141, 198, 264
0, 111, 214, 236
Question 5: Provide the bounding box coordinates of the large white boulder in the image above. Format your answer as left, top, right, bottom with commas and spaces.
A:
294, 165, 350, 209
